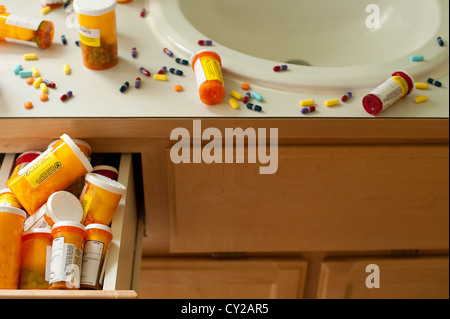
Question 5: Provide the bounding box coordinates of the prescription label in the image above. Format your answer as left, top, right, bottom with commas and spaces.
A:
80, 194, 93, 223
194, 56, 224, 88
22, 152, 63, 188
5, 14, 42, 31
78, 25, 100, 47
49, 237, 82, 288
80, 240, 104, 286
0, 193, 21, 207
369, 76, 406, 111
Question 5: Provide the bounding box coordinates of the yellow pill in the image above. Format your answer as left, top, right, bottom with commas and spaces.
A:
41, 6, 51, 15
153, 74, 168, 81
229, 98, 240, 110
23, 53, 38, 60
300, 99, 315, 106
40, 82, 48, 94
415, 83, 428, 90
414, 95, 428, 103
325, 99, 339, 107
230, 90, 243, 101
31, 67, 40, 77
63, 64, 71, 74
33, 77, 43, 88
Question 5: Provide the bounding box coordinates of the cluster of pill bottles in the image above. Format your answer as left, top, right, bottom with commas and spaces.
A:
0, 134, 126, 290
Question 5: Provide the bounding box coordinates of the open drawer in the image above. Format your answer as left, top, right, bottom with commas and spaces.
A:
0, 153, 143, 299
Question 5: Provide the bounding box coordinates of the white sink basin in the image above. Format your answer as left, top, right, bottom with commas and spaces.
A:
149, 0, 449, 92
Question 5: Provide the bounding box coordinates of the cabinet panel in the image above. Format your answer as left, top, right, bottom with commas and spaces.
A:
138, 258, 307, 299
168, 145, 449, 253
317, 257, 449, 299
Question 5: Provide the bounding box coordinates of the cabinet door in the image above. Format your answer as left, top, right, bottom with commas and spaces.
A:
317, 257, 449, 299
138, 258, 307, 299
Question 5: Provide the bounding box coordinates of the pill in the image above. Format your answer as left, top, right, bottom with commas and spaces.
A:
273, 65, 288, 72
251, 92, 264, 102
30, 67, 40, 77
410, 55, 424, 62
415, 83, 428, 90
131, 47, 137, 58
301, 106, 316, 114
41, 5, 51, 15
170, 68, 183, 76
26, 77, 35, 85
43, 79, 56, 88
437, 36, 444, 47
427, 78, 434, 84
174, 85, 183, 92
140, 67, 151, 77
23, 53, 37, 60
39, 93, 48, 102
427, 78, 443, 87
140, 8, 146, 17
163, 48, 174, 57
434, 81, 442, 87
242, 92, 251, 104
325, 99, 339, 107
299, 99, 314, 106
19, 70, 33, 78
241, 83, 251, 90
198, 40, 213, 46
61, 35, 67, 45
40, 82, 48, 93
341, 92, 352, 102
229, 98, 240, 110
63, 64, 71, 74
60, 91, 73, 102
119, 81, 130, 93
24, 102, 33, 109
75, 40, 80, 47
135, 77, 141, 89
415, 95, 428, 103
158, 66, 167, 75
230, 90, 243, 100
247, 103, 262, 112
33, 77, 43, 88
13, 64, 22, 75
175, 58, 189, 66
153, 74, 168, 81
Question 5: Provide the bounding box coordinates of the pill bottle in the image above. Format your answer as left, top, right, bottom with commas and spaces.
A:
191, 50, 226, 105
9, 151, 42, 180
80, 223, 113, 290
0, 5, 54, 49
48, 138, 91, 158
41, 0, 64, 9
49, 221, 86, 290
6, 134, 93, 215
80, 173, 126, 226
19, 228, 52, 289
0, 206, 26, 289
363, 71, 415, 116
23, 191, 83, 231
74, 0, 119, 70
0, 187, 22, 209
93, 165, 119, 181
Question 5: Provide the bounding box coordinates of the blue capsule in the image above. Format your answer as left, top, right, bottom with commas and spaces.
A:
437, 36, 444, 47
175, 58, 189, 66
170, 68, 183, 76
251, 92, 264, 102
119, 81, 130, 93
75, 40, 80, 47
428, 78, 443, 87
13, 64, 22, 75
19, 70, 33, 78
247, 103, 262, 112
61, 35, 67, 45
410, 55, 424, 62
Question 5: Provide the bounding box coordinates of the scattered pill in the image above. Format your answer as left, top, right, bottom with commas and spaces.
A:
247, 103, 262, 112
131, 47, 137, 58
134, 77, 141, 89
39, 93, 48, 102
437, 36, 444, 47
427, 78, 434, 84
26, 77, 35, 85
75, 40, 80, 47
230, 90, 243, 101
64, 1, 71, 8
24, 102, 33, 109
169, 68, 183, 76
157, 66, 167, 75
163, 48, 174, 57
325, 99, 339, 107
428, 78, 442, 87
273, 65, 288, 72
60, 91, 73, 102
175, 58, 189, 66
119, 81, 130, 93
153, 74, 168, 81
251, 92, 264, 102
301, 106, 316, 114
341, 92, 352, 102
140, 8, 146, 17
63, 64, 71, 74
42, 79, 56, 88
174, 85, 184, 92
41, 6, 51, 15
198, 40, 213, 46
40, 82, 48, 93
19, 70, 33, 78
435, 81, 442, 87
23, 53, 37, 60
13, 64, 22, 75
33, 77, 43, 88
140, 67, 151, 77
414, 95, 428, 103
410, 55, 424, 62
61, 35, 67, 45
241, 83, 251, 90
415, 83, 428, 90
229, 98, 240, 110
242, 92, 251, 104
299, 99, 315, 106
31, 67, 40, 77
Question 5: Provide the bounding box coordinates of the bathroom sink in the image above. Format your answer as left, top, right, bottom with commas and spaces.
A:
149, 0, 449, 92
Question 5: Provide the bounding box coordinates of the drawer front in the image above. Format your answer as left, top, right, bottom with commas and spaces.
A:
0, 153, 141, 299
168, 145, 449, 253
138, 258, 307, 299
317, 257, 449, 299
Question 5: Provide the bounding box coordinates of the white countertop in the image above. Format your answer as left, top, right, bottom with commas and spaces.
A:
0, 0, 448, 118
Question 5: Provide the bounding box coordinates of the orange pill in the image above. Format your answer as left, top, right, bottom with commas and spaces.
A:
24, 102, 33, 109
174, 85, 183, 92
40, 94, 48, 101
26, 77, 35, 85
241, 83, 251, 90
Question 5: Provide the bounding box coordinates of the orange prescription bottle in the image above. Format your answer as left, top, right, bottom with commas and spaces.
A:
6, 134, 93, 215
80, 223, 113, 289
80, 173, 126, 226
74, 0, 119, 70
0, 5, 54, 49
48, 138, 92, 158
9, 151, 42, 181
191, 51, 226, 105
0, 188, 22, 209
0, 206, 26, 289
19, 228, 52, 289
49, 221, 86, 290
23, 191, 84, 231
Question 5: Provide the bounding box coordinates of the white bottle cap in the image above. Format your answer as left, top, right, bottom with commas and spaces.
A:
46, 191, 83, 224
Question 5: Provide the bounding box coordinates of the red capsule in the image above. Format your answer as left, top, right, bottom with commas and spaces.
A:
140, 67, 151, 77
